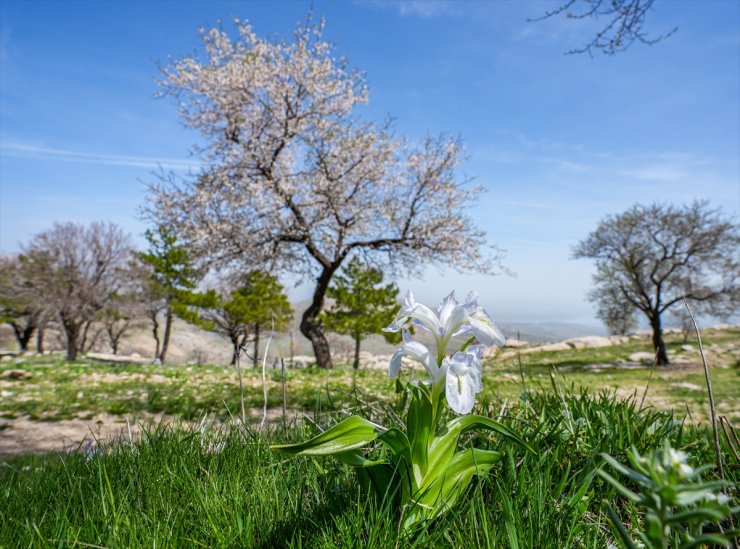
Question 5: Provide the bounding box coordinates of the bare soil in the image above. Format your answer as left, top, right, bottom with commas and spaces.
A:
0, 413, 162, 456
0, 408, 292, 457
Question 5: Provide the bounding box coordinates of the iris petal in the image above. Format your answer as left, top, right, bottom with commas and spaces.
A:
388, 340, 435, 380
444, 361, 476, 414
468, 314, 505, 347
385, 290, 502, 410
442, 305, 470, 340
389, 348, 404, 378
436, 291, 458, 325
407, 302, 443, 334
443, 352, 483, 414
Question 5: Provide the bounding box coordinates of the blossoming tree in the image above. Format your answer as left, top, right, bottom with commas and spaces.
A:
149, 19, 499, 368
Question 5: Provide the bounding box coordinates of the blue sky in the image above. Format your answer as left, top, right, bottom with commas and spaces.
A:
1, 0, 738, 327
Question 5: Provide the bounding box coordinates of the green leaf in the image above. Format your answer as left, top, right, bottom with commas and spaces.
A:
425, 415, 533, 488
360, 463, 404, 503
505, 518, 520, 549
406, 385, 433, 483
597, 469, 641, 503
335, 450, 386, 467
600, 453, 653, 487
567, 469, 597, 510
674, 485, 726, 506
414, 448, 502, 520
378, 428, 411, 465
680, 535, 731, 549
603, 500, 638, 549
438, 415, 535, 454
271, 416, 383, 456
645, 513, 663, 543
665, 507, 727, 525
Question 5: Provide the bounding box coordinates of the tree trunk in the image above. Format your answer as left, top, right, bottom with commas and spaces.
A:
158, 305, 173, 364
79, 320, 91, 355
36, 324, 44, 354
62, 320, 80, 361
230, 333, 239, 366
253, 323, 260, 368
289, 328, 295, 368
300, 266, 337, 369
151, 312, 161, 360
353, 335, 361, 370
11, 322, 34, 353
650, 314, 669, 366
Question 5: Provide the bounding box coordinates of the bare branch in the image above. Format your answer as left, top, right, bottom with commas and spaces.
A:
532, 0, 677, 56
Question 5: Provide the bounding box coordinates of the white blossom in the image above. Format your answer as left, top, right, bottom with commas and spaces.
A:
385, 290, 504, 358
386, 291, 504, 414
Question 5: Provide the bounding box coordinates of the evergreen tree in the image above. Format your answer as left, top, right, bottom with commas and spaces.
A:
322, 258, 399, 369
136, 227, 215, 364
204, 272, 292, 367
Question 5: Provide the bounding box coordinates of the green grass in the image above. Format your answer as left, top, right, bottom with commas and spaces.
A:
0, 328, 737, 546
1, 327, 737, 423
1, 389, 736, 548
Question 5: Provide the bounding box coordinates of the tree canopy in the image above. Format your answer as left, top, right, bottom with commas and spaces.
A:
573, 201, 739, 365
149, 18, 499, 368
593, 285, 638, 337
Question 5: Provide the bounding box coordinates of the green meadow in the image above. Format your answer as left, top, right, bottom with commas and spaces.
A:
0, 327, 737, 547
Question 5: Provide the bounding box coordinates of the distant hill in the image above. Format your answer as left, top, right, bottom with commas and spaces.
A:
497, 321, 607, 344
0, 297, 606, 363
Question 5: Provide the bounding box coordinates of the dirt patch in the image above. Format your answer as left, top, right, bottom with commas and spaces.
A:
560, 362, 647, 372
78, 373, 171, 384
0, 413, 168, 456
0, 407, 299, 457
671, 382, 703, 391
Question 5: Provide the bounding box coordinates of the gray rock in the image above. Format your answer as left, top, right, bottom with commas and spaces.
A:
564, 336, 613, 349
628, 352, 655, 364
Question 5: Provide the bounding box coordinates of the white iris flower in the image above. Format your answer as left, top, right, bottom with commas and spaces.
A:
385, 291, 504, 414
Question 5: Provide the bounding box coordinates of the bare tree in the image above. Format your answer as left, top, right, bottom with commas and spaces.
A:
102, 281, 146, 355
592, 285, 638, 336
22, 222, 132, 361
149, 18, 500, 368
534, 0, 677, 56
0, 255, 46, 352
573, 201, 739, 365
669, 306, 694, 344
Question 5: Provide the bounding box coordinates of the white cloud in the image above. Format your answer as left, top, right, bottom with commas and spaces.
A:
397, 0, 458, 18
0, 141, 198, 171
356, 0, 461, 19
623, 164, 686, 182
